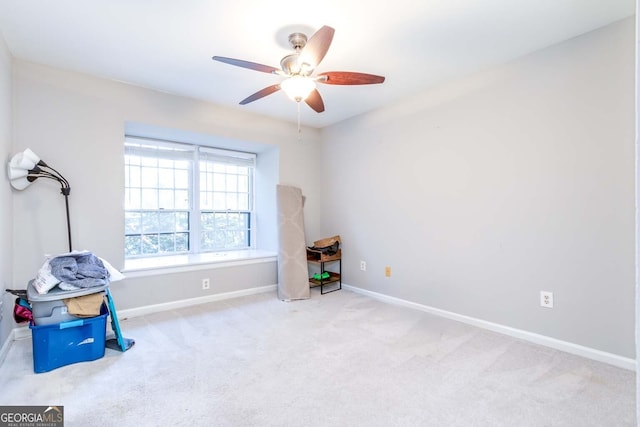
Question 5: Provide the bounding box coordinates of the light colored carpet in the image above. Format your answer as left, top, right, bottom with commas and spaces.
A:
0, 289, 635, 426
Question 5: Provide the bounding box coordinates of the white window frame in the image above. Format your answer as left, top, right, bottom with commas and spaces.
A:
124, 136, 256, 259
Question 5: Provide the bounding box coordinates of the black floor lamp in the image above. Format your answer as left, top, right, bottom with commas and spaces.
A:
7, 148, 73, 252
7, 149, 135, 352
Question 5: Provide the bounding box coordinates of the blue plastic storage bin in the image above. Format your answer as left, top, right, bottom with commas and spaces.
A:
29, 303, 108, 373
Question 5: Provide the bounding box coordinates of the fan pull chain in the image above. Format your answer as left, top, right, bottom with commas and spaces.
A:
297, 101, 302, 141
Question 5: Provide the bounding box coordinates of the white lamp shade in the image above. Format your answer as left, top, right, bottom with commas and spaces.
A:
9, 148, 40, 171
22, 148, 40, 164
7, 166, 28, 180
9, 176, 33, 190
9, 152, 36, 170
281, 76, 316, 102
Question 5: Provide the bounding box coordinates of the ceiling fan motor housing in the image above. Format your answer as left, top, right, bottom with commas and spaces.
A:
288, 32, 307, 50
281, 53, 312, 76
281, 32, 313, 76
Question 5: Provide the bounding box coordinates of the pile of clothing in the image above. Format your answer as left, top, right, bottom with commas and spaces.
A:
7, 251, 125, 324
33, 250, 124, 294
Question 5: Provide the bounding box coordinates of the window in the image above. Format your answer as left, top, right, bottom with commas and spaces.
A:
124, 137, 255, 258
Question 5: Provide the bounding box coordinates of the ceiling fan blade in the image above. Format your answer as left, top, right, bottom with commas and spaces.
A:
212, 56, 279, 74
318, 71, 385, 85
239, 84, 281, 105
301, 25, 335, 68
305, 89, 325, 113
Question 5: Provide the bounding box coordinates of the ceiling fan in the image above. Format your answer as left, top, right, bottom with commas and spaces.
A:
212, 25, 385, 113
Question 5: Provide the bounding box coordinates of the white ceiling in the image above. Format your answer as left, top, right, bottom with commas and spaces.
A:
0, 0, 635, 129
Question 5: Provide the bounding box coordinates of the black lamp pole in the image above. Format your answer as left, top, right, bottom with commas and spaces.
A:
62, 187, 72, 252
27, 162, 72, 252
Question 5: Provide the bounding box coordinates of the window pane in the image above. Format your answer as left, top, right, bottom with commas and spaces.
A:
201, 230, 215, 250
125, 212, 141, 234
125, 189, 141, 210
125, 235, 141, 257
176, 212, 189, 231
238, 176, 248, 192
158, 211, 176, 232
176, 232, 189, 251
227, 230, 246, 248
175, 170, 189, 188
238, 194, 249, 210
214, 230, 226, 248
141, 189, 158, 209
142, 212, 159, 233
213, 173, 226, 191
142, 234, 159, 254
226, 175, 238, 192
126, 165, 141, 188
158, 169, 174, 189
200, 192, 213, 210
201, 212, 214, 230
175, 190, 189, 209
213, 192, 225, 210
141, 166, 158, 188
226, 193, 238, 210
200, 173, 209, 191
159, 234, 175, 253
158, 189, 175, 209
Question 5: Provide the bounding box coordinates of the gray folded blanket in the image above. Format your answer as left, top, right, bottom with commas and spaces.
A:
49, 252, 110, 288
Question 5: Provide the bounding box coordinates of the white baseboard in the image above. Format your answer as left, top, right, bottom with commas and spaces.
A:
0, 326, 31, 365
14, 325, 30, 340
0, 329, 14, 366
115, 284, 277, 320
343, 284, 636, 371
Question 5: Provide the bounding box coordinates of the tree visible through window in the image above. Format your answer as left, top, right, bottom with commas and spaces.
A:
124, 137, 255, 258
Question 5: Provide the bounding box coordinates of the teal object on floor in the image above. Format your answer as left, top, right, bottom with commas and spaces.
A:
105, 288, 135, 352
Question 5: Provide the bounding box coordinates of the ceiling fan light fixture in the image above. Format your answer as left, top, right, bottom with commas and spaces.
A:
212, 25, 384, 116
281, 76, 316, 102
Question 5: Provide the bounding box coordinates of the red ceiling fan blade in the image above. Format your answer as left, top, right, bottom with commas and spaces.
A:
239, 84, 281, 105
304, 89, 325, 113
212, 56, 279, 74
301, 26, 335, 68
318, 71, 385, 85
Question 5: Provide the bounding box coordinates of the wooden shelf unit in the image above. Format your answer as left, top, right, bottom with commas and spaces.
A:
307, 235, 342, 295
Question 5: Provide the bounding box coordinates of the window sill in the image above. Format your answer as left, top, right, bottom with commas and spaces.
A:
122, 249, 277, 278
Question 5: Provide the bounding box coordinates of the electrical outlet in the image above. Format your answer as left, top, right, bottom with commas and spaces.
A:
540, 291, 553, 308
360, 261, 366, 271
385, 266, 391, 277
202, 278, 210, 290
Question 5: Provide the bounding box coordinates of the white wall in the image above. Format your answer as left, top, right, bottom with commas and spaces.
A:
635, 2, 639, 417
321, 18, 636, 358
0, 31, 13, 348
11, 60, 323, 307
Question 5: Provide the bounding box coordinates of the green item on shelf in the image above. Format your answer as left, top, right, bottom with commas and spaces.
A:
313, 272, 331, 280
